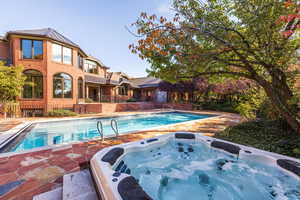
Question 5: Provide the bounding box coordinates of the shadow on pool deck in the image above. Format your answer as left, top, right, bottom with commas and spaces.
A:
0, 110, 242, 200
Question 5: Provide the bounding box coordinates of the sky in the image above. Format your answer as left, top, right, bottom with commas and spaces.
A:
0, 0, 173, 77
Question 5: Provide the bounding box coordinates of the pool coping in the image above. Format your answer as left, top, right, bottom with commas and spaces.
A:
90, 132, 300, 200
0, 109, 222, 158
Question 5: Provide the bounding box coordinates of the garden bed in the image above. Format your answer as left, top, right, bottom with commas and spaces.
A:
215, 119, 300, 158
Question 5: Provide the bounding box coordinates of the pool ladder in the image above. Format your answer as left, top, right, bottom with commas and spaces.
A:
97, 119, 119, 142
111, 119, 119, 138
97, 121, 104, 142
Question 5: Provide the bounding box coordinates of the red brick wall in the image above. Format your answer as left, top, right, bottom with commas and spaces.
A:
161, 103, 193, 110
74, 102, 157, 113
0, 40, 9, 60
45, 40, 85, 111
11, 36, 85, 113
12, 36, 48, 111
74, 102, 192, 114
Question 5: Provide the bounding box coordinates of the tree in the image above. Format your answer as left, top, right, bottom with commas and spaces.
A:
130, 0, 300, 133
0, 62, 25, 102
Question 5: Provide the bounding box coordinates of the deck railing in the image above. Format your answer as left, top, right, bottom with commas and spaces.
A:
99, 95, 131, 103
0, 102, 21, 118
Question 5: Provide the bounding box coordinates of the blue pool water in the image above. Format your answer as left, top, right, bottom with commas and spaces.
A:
120, 140, 300, 200
9, 112, 212, 152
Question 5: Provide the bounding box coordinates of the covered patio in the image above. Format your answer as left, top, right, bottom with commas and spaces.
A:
84, 75, 115, 102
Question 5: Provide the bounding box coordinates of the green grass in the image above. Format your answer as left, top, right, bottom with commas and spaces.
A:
215, 119, 300, 158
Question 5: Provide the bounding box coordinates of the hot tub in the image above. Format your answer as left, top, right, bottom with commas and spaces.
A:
90, 132, 300, 200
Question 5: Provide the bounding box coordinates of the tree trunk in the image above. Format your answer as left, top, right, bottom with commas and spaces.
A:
262, 84, 300, 134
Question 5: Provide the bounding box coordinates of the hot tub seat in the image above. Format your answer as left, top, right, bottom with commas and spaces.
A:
277, 159, 300, 177
101, 147, 124, 166
175, 133, 195, 139
117, 176, 152, 200
211, 141, 241, 155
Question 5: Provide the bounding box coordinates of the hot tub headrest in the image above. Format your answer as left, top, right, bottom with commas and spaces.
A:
101, 147, 124, 166
277, 159, 300, 177
175, 133, 195, 139
211, 141, 241, 155
118, 176, 153, 200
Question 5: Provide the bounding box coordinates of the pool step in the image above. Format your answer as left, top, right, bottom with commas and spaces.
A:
63, 169, 98, 200
33, 170, 99, 200
33, 187, 63, 200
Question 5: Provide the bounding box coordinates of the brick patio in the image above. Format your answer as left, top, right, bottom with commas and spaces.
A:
0, 111, 241, 200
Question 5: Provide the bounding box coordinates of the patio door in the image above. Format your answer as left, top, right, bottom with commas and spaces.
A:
88, 87, 98, 102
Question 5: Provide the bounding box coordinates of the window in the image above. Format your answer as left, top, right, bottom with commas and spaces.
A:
21, 39, 43, 59
63, 47, 72, 64
23, 70, 43, 99
52, 43, 72, 64
78, 54, 83, 70
78, 77, 84, 98
53, 73, 72, 98
84, 60, 98, 74
52, 44, 62, 62
118, 85, 128, 96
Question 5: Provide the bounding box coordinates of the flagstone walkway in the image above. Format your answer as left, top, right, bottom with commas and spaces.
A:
0, 111, 242, 200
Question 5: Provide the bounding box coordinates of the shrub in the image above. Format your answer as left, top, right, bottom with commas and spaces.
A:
0, 62, 26, 102
236, 87, 279, 120
126, 98, 137, 102
215, 119, 300, 158
201, 101, 238, 113
46, 109, 77, 117
85, 98, 94, 103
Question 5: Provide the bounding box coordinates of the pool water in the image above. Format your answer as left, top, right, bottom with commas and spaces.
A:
9, 112, 212, 152
119, 140, 300, 200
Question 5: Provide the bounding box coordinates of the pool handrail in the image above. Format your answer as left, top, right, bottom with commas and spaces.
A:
97, 121, 104, 142
111, 119, 119, 138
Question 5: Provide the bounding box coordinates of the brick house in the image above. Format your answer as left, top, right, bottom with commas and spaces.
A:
0, 28, 168, 116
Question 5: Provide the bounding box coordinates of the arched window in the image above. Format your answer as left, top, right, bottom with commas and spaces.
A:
78, 77, 84, 99
23, 69, 43, 99
53, 73, 72, 98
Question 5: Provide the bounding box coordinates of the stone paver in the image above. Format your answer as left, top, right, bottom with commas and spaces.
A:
0, 110, 242, 200
63, 170, 97, 200
0, 120, 23, 132
33, 187, 62, 200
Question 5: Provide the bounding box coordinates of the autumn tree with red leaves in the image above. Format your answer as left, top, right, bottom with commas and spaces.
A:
130, 0, 300, 133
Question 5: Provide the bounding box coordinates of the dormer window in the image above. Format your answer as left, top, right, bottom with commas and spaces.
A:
21, 39, 43, 59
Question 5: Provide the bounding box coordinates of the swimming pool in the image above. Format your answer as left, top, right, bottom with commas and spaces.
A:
91, 133, 300, 200
2, 112, 213, 152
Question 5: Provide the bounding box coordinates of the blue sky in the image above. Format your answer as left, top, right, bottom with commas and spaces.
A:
0, 0, 173, 77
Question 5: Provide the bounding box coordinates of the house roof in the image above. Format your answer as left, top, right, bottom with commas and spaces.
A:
113, 72, 131, 79
0, 36, 6, 41
84, 75, 107, 85
6, 28, 87, 56
105, 72, 131, 85
129, 77, 162, 88
86, 56, 109, 69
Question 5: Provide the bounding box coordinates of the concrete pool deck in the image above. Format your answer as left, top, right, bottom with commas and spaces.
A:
0, 110, 242, 200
